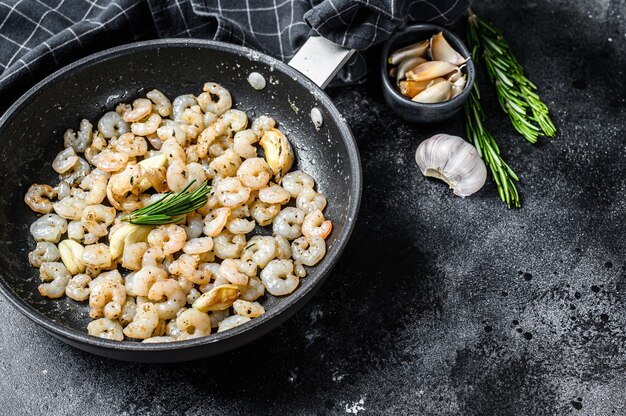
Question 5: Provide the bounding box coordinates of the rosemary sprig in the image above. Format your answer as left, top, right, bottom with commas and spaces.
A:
467, 9, 556, 143
465, 82, 521, 208
121, 180, 212, 225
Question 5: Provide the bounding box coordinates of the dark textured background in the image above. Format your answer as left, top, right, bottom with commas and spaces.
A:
2, 0, 625, 414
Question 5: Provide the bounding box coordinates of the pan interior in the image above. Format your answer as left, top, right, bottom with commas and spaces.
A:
0, 41, 358, 344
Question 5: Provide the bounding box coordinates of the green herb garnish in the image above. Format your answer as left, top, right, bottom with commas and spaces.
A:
465, 82, 521, 208
121, 180, 211, 225
467, 9, 557, 143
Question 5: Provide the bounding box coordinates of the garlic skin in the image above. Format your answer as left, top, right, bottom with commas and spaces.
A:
415, 134, 487, 197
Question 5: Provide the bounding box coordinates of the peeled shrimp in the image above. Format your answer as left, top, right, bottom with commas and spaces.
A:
24, 184, 57, 214
38, 262, 71, 298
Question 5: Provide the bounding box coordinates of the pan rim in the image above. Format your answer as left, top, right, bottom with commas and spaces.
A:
0, 38, 362, 354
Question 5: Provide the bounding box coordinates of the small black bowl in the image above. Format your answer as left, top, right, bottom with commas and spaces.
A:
380, 23, 475, 124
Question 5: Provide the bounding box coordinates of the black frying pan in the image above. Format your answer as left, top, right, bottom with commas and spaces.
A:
0, 39, 362, 362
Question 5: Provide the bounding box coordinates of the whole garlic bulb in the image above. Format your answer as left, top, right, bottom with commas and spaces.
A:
415, 134, 487, 197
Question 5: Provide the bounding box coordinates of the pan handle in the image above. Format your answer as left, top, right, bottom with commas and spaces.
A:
288, 37, 356, 89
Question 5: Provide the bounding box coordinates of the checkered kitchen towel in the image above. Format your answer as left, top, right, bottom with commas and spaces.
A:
0, 0, 469, 114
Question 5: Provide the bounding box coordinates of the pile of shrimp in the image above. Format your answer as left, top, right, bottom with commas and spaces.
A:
24, 82, 332, 342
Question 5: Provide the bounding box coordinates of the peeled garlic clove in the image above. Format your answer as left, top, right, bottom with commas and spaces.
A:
193, 284, 240, 312
415, 134, 487, 197
451, 75, 467, 98
412, 80, 453, 103
260, 128, 294, 182
388, 39, 430, 65
109, 223, 152, 259
137, 153, 168, 191
399, 80, 431, 98
59, 239, 86, 274
406, 60, 459, 82
430, 32, 467, 66
396, 56, 427, 82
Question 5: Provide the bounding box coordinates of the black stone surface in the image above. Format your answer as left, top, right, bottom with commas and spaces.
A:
1, 0, 625, 414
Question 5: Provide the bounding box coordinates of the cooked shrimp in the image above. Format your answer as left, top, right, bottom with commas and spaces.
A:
301, 209, 332, 239
131, 113, 161, 136
79, 170, 108, 205
111, 132, 148, 157
215, 177, 250, 207
30, 213, 68, 243
258, 183, 291, 205
38, 262, 71, 298
203, 207, 230, 237
81, 204, 116, 237
183, 237, 213, 255
126, 266, 167, 297
176, 308, 212, 339
122, 98, 153, 122
272, 207, 305, 240
199, 82, 232, 115
81, 243, 112, 268
52, 147, 79, 174
64, 119, 93, 153
242, 235, 276, 268
260, 259, 298, 296
161, 138, 187, 163
65, 273, 92, 301
237, 158, 271, 189
282, 170, 315, 198
213, 231, 246, 259
251, 115, 276, 137
59, 156, 91, 184
123, 302, 160, 339
233, 129, 258, 159
122, 242, 149, 271
172, 94, 198, 122
291, 236, 326, 267
147, 89, 172, 117
147, 224, 187, 255
166, 160, 206, 192
53, 195, 87, 220
28, 242, 60, 268
25, 184, 57, 214
296, 188, 327, 214
98, 111, 130, 138
157, 123, 188, 147
217, 315, 250, 333
250, 200, 280, 226
148, 279, 186, 320
93, 149, 129, 172
87, 318, 124, 341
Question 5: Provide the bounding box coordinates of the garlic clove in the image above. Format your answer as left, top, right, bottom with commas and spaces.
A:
259, 128, 294, 182
396, 56, 427, 83
451, 75, 467, 98
109, 223, 152, 259
415, 134, 487, 197
399, 80, 431, 98
59, 239, 86, 274
430, 32, 467, 66
412, 80, 453, 103
137, 153, 168, 191
406, 60, 459, 82
388, 39, 430, 65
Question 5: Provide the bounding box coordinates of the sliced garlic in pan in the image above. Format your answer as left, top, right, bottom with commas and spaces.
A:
415, 134, 487, 197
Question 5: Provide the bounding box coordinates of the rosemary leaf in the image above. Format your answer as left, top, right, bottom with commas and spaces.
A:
121, 180, 212, 226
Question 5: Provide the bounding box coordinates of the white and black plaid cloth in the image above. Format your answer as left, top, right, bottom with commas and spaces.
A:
0, 0, 469, 114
